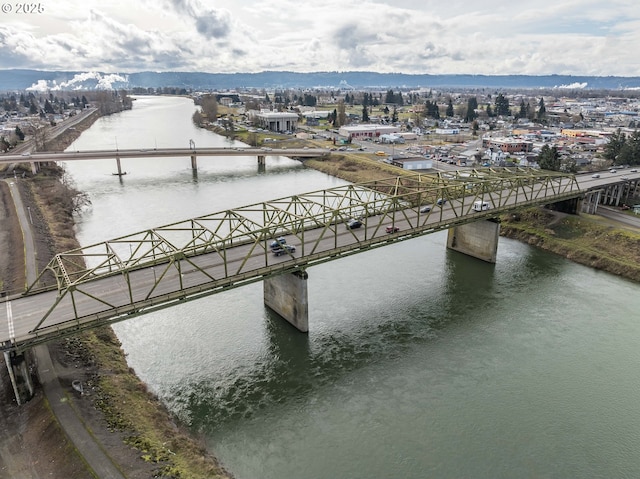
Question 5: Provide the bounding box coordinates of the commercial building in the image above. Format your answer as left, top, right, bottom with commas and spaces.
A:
254, 111, 299, 132
338, 124, 399, 140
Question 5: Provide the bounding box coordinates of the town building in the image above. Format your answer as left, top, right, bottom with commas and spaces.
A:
254, 111, 299, 132
338, 124, 399, 140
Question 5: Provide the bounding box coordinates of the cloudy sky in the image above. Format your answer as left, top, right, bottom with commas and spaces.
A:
1, 0, 639, 76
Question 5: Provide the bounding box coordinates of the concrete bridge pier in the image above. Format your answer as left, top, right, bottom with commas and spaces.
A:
257, 155, 265, 167
114, 156, 124, 176
190, 154, 198, 171
581, 190, 601, 214
264, 270, 309, 333
446, 219, 500, 263
4, 350, 35, 405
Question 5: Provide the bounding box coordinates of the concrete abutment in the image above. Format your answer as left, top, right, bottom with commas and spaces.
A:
3, 349, 35, 405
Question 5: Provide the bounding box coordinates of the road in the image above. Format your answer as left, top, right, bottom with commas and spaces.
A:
0, 146, 330, 166
0, 172, 583, 351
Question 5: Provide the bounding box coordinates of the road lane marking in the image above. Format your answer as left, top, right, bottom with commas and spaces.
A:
6, 301, 14, 340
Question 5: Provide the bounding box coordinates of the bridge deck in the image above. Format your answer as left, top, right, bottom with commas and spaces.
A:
0, 169, 591, 352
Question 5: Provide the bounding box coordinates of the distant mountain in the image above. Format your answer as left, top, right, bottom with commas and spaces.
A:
2, 69, 640, 91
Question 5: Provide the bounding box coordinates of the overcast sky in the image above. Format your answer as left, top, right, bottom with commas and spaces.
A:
1, 0, 639, 76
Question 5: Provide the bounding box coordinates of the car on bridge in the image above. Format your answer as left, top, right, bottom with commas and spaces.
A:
592, 174, 600, 178
436, 198, 447, 206
385, 225, 400, 233
269, 236, 287, 249
271, 244, 296, 256
346, 218, 362, 229
420, 205, 432, 213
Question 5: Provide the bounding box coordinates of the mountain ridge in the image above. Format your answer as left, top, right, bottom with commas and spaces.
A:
1, 69, 640, 91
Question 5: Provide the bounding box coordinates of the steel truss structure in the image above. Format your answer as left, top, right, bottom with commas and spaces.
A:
15, 168, 580, 346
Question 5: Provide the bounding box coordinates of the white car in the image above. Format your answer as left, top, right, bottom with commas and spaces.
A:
591, 174, 600, 178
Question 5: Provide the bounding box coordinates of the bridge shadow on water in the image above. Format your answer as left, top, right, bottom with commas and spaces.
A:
165, 244, 548, 432
162, 238, 569, 433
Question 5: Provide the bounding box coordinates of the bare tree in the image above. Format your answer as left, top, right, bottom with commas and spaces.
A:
200, 95, 218, 122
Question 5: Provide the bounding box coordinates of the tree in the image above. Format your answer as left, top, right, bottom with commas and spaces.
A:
192, 110, 204, 127
494, 93, 510, 116
603, 128, 626, 163
362, 105, 369, 123
391, 107, 398, 123
617, 130, 640, 165
385, 90, 396, 104
465, 97, 478, 122
536, 97, 547, 122
14, 126, 25, 141
486, 104, 494, 117
44, 99, 55, 114
537, 144, 561, 171
446, 98, 454, 117
200, 95, 218, 122
337, 100, 347, 127
518, 100, 527, 119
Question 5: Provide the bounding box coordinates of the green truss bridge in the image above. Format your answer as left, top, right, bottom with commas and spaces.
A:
2, 168, 584, 354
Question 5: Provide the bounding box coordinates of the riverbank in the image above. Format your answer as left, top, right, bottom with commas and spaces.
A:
1, 111, 233, 478
306, 155, 640, 283
2, 121, 638, 477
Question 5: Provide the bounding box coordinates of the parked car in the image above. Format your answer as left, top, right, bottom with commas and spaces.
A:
420, 205, 432, 213
386, 225, 400, 233
346, 218, 362, 229
272, 244, 296, 256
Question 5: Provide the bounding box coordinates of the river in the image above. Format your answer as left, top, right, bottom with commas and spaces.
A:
65, 96, 640, 479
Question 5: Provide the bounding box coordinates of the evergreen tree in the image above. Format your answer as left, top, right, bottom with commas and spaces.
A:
486, 104, 494, 117
362, 105, 369, 123
536, 97, 547, 121
537, 144, 561, 171
391, 107, 398, 123
446, 98, 454, 117
385, 90, 396, 104
603, 129, 626, 163
494, 93, 510, 116
15, 126, 25, 141
518, 100, 527, 119
617, 130, 640, 165
465, 97, 478, 122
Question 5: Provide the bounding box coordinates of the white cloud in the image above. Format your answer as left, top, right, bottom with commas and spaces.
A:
1, 0, 639, 76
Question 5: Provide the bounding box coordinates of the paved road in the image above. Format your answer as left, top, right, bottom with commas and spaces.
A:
6, 179, 126, 479
0, 173, 584, 350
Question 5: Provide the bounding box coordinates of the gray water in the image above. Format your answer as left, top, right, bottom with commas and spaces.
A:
65, 96, 640, 479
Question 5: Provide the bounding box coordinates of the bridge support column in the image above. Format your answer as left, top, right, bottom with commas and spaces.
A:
30, 161, 39, 175
264, 270, 309, 333
447, 220, 500, 263
115, 156, 124, 176
257, 155, 265, 166
581, 190, 601, 214
190, 154, 198, 171
4, 350, 34, 405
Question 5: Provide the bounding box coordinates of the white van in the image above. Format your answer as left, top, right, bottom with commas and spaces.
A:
473, 201, 490, 212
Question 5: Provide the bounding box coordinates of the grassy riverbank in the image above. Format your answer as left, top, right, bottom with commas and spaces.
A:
306, 154, 640, 283
5, 118, 637, 478
3, 113, 233, 478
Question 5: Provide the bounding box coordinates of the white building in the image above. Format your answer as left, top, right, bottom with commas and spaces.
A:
338, 124, 399, 140
255, 111, 299, 132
